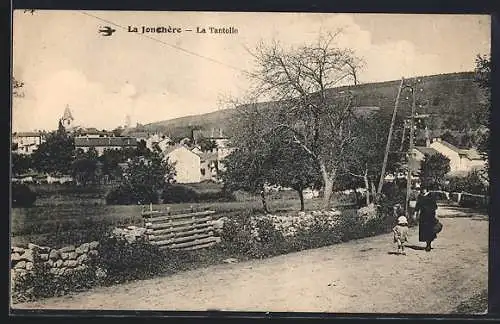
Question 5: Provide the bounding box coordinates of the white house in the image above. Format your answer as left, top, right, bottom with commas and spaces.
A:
429, 138, 487, 175
12, 131, 46, 155
164, 145, 201, 183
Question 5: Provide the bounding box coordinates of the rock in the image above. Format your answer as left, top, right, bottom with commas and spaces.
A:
88, 250, 99, 258
80, 243, 90, 253
77, 253, 88, 264
68, 252, 78, 260
39, 253, 49, 261
75, 265, 86, 272
28, 243, 40, 250
95, 267, 107, 279
12, 246, 25, 254
11, 253, 22, 262
20, 250, 34, 262
61, 252, 69, 260
75, 246, 84, 254
15, 268, 27, 276
45, 259, 54, 267
89, 241, 99, 249
59, 245, 76, 253
49, 249, 60, 260
223, 258, 238, 264
54, 259, 64, 268
65, 268, 76, 275
25, 262, 34, 271
127, 225, 137, 230
63, 260, 78, 268
49, 268, 58, 275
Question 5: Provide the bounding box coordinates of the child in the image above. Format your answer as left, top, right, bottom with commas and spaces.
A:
393, 216, 409, 255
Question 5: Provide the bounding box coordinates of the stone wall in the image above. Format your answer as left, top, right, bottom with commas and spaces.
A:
11, 241, 100, 285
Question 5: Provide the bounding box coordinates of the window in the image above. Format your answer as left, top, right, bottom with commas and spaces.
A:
200, 168, 206, 176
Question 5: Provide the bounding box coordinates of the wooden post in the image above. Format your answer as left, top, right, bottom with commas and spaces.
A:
405, 85, 417, 217
377, 78, 405, 194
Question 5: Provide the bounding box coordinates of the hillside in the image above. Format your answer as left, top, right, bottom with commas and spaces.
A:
143, 72, 484, 139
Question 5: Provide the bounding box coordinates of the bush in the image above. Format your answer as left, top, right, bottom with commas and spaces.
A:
11, 183, 37, 207
459, 193, 488, 209
162, 184, 198, 203
97, 235, 195, 283
105, 184, 158, 205
12, 262, 98, 303
162, 184, 236, 204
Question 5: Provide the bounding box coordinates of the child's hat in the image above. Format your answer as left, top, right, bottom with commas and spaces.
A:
397, 216, 408, 225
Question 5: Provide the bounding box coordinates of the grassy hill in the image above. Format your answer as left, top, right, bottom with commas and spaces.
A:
142, 72, 484, 139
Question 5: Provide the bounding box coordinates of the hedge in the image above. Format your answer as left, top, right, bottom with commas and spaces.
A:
12, 183, 37, 208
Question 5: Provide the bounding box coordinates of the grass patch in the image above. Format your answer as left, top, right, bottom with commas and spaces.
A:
451, 289, 488, 314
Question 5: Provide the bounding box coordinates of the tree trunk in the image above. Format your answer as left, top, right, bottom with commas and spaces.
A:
364, 173, 370, 206
370, 181, 376, 203
298, 189, 305, 211
319, 159, 335, 210
260, 189, 269, 214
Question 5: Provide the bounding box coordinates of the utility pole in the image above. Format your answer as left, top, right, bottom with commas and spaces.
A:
377, 78, 405, 194
405, 83, 417, 217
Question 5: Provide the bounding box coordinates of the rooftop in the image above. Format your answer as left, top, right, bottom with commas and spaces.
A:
13, 132, 44, 137
74, 137, 137, 147
414, 146, 439, 156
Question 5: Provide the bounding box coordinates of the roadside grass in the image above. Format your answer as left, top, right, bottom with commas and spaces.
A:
451, 289, 488, 315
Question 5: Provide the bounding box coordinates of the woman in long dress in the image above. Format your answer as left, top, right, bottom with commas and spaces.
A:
414, 187, 438, 251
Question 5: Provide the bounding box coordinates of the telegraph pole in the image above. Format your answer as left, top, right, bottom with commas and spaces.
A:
377, 78, 405, 194
405, 83, 417, 217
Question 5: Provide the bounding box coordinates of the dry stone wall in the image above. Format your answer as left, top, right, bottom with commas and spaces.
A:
11, 241, 100, 285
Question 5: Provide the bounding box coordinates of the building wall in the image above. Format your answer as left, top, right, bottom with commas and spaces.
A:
167, 147, 201, 183
13, 135, 45, 155
76, 146, 129, 156
429, 141, 462, 172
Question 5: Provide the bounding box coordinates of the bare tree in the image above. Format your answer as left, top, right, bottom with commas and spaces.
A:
239, 32, 365, 209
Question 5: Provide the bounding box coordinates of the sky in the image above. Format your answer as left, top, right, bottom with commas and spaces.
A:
12, 11, 491, 132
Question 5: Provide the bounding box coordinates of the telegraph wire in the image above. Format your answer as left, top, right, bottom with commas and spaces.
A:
80, 11, 255, 77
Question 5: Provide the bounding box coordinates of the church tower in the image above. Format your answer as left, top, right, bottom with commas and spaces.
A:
61, 104, 74, 129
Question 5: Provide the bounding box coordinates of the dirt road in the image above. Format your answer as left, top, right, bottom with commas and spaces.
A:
12, 206, 488, 314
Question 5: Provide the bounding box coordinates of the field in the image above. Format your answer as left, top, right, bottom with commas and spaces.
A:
11, 183, 342, 248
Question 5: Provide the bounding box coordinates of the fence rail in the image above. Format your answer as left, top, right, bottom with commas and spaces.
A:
141, 207, 220, 251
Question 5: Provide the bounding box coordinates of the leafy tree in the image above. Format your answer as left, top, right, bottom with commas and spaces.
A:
340, 112, 397, 205
473, 54, 490, 173
12, 153, 33, 176
419, 153, 450, 190
447, 170, 488, 195
71, 158, 98, 186
266, 138, 322, 211
230, 32, 365, 210
220, 147, 271, 213
441, 131, 461, 148
198, 137, 218, 152
121, 147, 176, 204
31, 121, 75, 175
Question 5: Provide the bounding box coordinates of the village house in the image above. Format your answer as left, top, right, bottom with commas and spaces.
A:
144, 133, 173, 152
12, 131, 46, 155
164, 145, 202, 183
74, 136, 138, 156
429, 138, 487, 175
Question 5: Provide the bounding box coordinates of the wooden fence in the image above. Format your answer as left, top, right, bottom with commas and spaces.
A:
141, 207, 221, 251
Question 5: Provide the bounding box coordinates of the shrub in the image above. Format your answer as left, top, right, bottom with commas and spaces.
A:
105, 184, 158, 205
162, 184, 198, 203
459, 193, 488, 209
12, 262, 98, 303
11, 183, 37, 207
